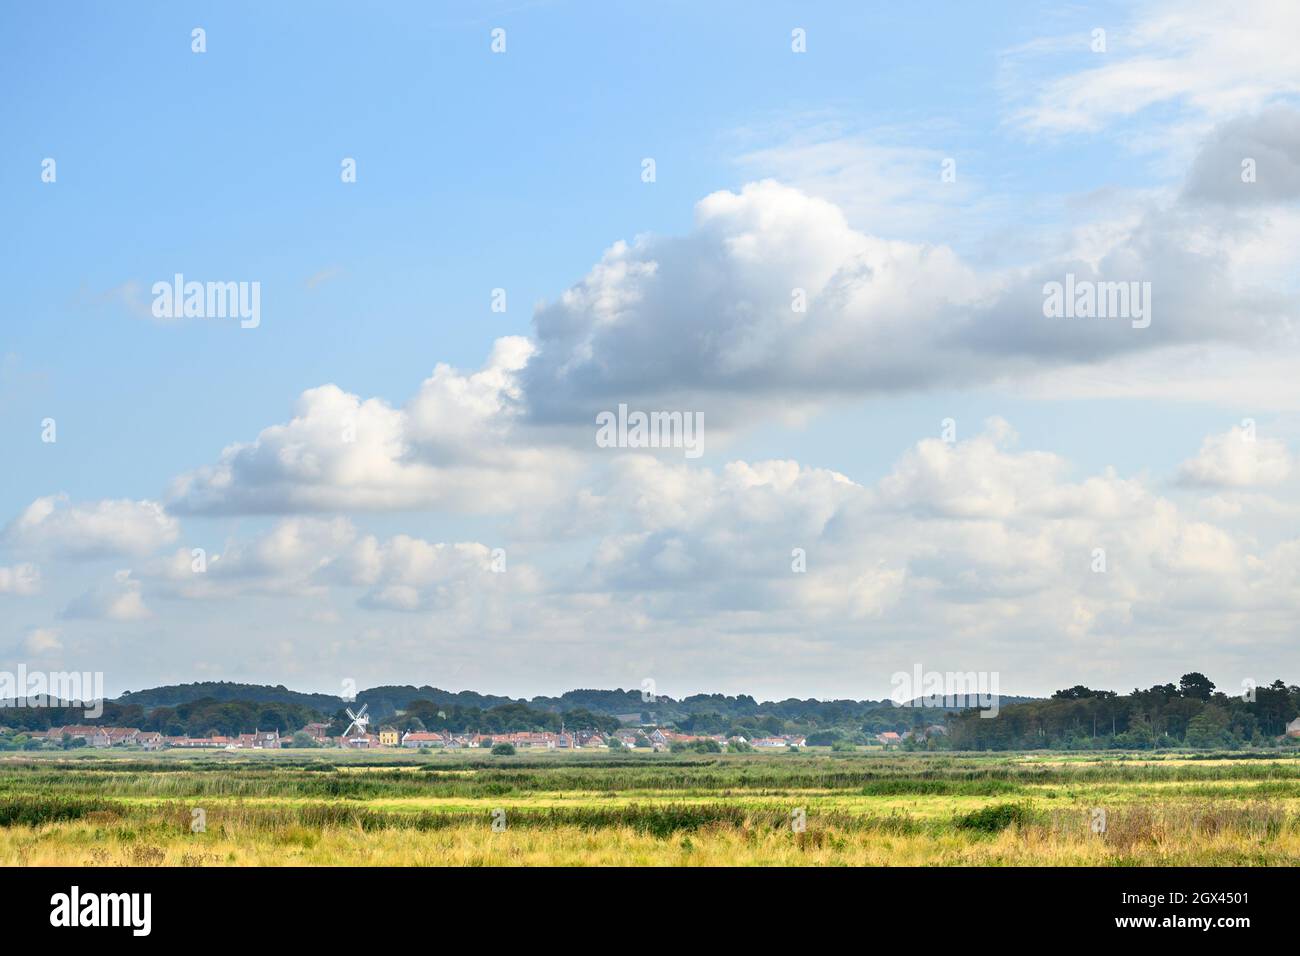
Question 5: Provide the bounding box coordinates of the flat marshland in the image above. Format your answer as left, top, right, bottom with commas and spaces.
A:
3, 749, 1299, 866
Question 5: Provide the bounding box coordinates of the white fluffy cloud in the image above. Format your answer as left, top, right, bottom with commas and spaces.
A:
168, 337, 577, 516
1184, 107, 1300, 204
150, 517, 357, 599
63, 569, 152, 621
146, 517, 530, 617
523, 174, 1293, 425
567, 420, 1295, 668
347, 535, 534, 613
0, 563, 40, 596
1178, 425, 1293, 487
2, 496, 178, 559
524, 180, 988, 423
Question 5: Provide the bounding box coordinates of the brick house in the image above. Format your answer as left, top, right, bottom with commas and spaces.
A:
300, 722, 333, 745
236, 729, 281, 749
90, 727, 140, 748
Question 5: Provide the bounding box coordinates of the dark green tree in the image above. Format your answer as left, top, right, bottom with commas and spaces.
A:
1179, 673, 1216, 701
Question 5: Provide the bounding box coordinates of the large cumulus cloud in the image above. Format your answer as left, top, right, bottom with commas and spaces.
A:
167, 337, 579, 515
524, 172, 1294, 425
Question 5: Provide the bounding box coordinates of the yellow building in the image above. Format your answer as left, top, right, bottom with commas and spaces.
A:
378, 727, 399, 747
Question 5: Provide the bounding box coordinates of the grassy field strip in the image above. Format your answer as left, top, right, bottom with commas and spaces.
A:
6, 821, 1299, 867
4, 751, 1300, 865
50, 784, 1300, 822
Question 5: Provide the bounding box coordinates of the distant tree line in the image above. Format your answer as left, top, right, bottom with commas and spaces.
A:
330, 700, 624, 736
0, 698, 322, 737
947, 674, 1300, 750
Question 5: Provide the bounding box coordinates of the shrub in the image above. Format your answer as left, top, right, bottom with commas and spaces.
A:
954, 802, 1042, 834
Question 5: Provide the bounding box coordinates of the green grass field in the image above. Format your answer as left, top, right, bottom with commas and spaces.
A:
4, 748, 1299, 865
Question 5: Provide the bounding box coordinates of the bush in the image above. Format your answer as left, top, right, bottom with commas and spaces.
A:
671, 739, 722, 754
491, 743, 516, 756
0, 796, 119, 826
954, 802, 1042, 834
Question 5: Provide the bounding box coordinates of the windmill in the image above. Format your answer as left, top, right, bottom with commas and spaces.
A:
342, 703, 370, 739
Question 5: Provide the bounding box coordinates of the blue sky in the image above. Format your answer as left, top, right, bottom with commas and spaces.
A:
2, 0, 1226, 499
2, 1, 1298, 700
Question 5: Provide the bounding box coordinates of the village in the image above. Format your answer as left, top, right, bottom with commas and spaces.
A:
22, 723, 811, 754
24, 723, 838, 751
